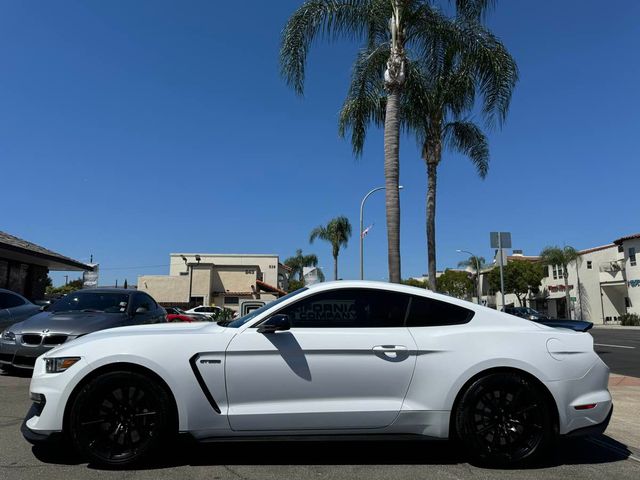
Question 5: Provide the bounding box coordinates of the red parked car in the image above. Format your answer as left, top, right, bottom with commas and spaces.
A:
164, 307, 205, 323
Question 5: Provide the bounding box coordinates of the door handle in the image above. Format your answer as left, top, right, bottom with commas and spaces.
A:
372, 345, 408, 358
373, 345, 407, 352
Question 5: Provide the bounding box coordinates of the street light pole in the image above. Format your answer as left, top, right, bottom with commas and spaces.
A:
456, 249, 481, 304
360, 185, 403, 280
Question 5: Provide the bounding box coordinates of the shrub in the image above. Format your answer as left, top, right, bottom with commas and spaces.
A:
620, 313, 640, 326
209, 307, 236, 322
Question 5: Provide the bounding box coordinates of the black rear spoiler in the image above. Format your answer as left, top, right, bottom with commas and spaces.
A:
537, 320, 593, 332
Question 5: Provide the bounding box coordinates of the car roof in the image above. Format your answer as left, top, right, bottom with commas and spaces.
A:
302, 280, 479, 310
0, 288, 30, 299
71, 288, 135, 295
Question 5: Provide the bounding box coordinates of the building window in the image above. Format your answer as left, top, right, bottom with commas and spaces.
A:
552, 265, 563, 279
618, 244, 624, 253
630, 248, 637, 267
587, 261, 592, 269
225, 296, 239, 305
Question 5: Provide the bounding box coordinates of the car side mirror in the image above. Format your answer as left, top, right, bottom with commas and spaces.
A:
135, 306, 149, 315
257, 314, 290, 334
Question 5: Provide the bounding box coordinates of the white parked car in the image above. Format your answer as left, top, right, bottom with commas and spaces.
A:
184, 305, 222, 318
22, 281, 612, 467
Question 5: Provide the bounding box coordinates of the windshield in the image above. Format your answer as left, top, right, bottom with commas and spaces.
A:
49, 292, 130, 313
222, 288, 308, 328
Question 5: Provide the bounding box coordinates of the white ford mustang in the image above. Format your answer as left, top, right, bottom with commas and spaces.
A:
22, 281, 612, 467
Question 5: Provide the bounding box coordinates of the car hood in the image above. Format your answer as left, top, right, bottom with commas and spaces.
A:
45, 321, 222, 357
8, 311, 127, 337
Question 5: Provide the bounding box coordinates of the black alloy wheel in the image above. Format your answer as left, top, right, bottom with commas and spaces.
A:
68, 371, 173, 467
455, 372, 554, 466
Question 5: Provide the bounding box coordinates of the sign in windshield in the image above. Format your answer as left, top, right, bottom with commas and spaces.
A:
49, 292, 129, 314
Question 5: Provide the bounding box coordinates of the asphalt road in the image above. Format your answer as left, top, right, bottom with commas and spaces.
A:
1, 372, 639, 480
592, 328, 640, 377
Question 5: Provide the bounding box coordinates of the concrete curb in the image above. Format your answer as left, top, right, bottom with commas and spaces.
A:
609, 374, 640, 387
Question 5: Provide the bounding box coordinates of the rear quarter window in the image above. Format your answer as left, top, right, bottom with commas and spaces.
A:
406, 295, 474, 327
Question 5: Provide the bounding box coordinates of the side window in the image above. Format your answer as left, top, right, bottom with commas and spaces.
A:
195, 307, 206, 312
406, 295, 474, 327
131, 294, 153, 312
277, 288, 408, 328
0, 292, 26, 308
142, 294, 157, 310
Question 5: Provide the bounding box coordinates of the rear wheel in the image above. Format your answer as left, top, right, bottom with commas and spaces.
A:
454, 372, 554, 466
68, 371, 173, 467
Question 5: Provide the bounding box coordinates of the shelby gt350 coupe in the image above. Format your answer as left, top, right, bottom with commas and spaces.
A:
22, 281, 612, 467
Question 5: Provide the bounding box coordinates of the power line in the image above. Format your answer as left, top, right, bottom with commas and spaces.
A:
98, 264, 170, 271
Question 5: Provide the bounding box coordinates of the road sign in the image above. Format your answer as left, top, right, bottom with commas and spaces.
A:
490, 232, 512, 249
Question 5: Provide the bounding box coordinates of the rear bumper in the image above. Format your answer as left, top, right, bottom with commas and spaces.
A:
564, 404, 613, 437
547, 356, 613, 435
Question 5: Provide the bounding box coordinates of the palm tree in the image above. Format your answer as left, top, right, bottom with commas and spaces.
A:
284, 249, 320, 282
280, 1, 479, 283
457, 255, 486, 273
338, 2, 517, 291
458, 254, 486, 301
309, 216, 352, 281
539, 246, 579, 319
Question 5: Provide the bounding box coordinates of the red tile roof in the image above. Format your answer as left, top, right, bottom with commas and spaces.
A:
578, 244, 616, 255
614, 234, 640, 245
256, 279, 287, 296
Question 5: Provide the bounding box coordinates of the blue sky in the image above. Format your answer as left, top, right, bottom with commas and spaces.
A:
1, 0, 638, 287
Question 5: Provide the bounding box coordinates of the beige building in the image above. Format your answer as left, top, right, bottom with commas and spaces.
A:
475, 233, 640, 324
138, 253, 290, 310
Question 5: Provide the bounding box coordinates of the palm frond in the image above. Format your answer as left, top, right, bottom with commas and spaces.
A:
338, 42, 389, 155
443, 120, 489, 178
452, 0, 496, 21
456, 20, 519, 127
279, 0, 388, 95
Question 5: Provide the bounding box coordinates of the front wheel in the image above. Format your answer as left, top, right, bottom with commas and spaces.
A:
454, 372, 555, 466
68, 371, 174, 467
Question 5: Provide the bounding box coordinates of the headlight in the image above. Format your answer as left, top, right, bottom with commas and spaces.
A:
45, 357, 80, 373
1, 330, 15, 342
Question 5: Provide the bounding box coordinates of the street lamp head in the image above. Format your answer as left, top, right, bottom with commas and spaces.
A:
195, 255, 201, 263
181, 255, 187, 265
398, 185, 404, 190
456, 249, 463, 253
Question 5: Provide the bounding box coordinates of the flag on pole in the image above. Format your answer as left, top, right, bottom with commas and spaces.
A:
361, 224, 374, 239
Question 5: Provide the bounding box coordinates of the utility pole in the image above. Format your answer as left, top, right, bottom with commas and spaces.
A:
490, 232, 511, 310
360, 185, 403, 280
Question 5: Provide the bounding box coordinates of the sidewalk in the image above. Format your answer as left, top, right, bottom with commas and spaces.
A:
593, 324, 640, 330
606, 374, 640, 452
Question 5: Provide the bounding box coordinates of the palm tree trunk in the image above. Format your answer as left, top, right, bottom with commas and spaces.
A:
426, 160, 438, 291
564, 269, 571, 319
384, 89, 401, 283
334, 254, 338, 281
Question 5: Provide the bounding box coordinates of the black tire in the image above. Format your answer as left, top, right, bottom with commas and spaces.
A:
454, 372, 554, 466
68, 370, 174, 467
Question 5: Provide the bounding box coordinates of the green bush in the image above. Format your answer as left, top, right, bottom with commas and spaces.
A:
209, 307, 236, 322
620, 313, 640, 326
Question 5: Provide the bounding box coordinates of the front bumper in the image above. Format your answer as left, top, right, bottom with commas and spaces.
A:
21, 403, 62, 444
1, 340, 54, 369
